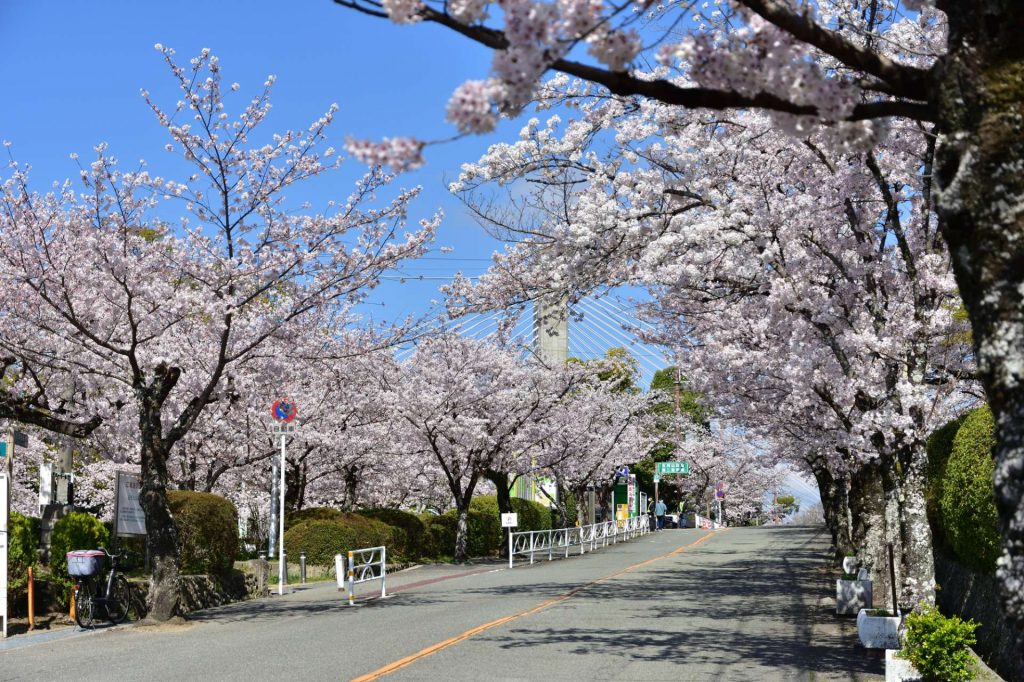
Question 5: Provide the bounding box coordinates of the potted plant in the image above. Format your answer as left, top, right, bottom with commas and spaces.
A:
893, 606, 978, 682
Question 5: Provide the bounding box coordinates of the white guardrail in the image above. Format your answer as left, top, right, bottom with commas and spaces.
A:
509, 514, 651, 568
335, 546, 387, 605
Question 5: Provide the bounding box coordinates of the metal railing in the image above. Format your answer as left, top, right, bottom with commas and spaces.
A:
508, 514, 651, 568
335, 546, 387, 605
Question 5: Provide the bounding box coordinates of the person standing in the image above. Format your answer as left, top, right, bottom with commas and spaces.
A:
654, 498, 667, 531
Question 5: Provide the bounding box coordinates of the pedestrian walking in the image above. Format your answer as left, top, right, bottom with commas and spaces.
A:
655, 499, 667, 531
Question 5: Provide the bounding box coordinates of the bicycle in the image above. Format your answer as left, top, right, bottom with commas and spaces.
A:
68, 547, 132, 629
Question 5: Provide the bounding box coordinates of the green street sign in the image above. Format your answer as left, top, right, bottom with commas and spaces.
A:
655, 461, 689, 476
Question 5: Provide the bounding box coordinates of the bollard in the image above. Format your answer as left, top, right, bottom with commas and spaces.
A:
299, 551, 307, 585
27, 567, 35, 631
347, 551, 355, 606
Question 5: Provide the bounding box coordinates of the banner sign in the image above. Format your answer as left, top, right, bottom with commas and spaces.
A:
114, 471, 147, 537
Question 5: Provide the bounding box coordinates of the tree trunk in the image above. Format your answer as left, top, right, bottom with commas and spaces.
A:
892, 444, 936, 610
486, 469, 513, 514
138, 428, 180, 622
849, 459, 890, 605
454, 501, 470, 563
935, 3, 1024, 630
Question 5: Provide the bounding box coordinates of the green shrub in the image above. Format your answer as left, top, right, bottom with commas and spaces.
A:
925, 414, 966, 546
50, 512, 110, 584
359, 508, 426, 559
420, 513, 456, 559
7, 513, 38, 602
285, 506, 345, 531
283, 513, 395, 567
940, 406, 1000, 572
899, 606, 978, 682
443, 507, 502, 557
470, 495, 553, 532
167, 490, 239, 576
49, 512, 111, 607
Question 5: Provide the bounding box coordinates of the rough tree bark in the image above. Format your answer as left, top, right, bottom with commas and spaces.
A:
138, 389, 181, 622
934, 1, 1024, 628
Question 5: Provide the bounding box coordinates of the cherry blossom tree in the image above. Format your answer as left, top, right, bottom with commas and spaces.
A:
382, 333, 584, 560
525, 379, 656, 525
0, 48, 437, 620
333, 0, 1024, 625
443, 98, 971, 605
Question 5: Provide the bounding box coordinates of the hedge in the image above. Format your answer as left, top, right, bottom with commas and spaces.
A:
285, 506, 345, 531
420, 513, 457, 559
50, 512, 110, 582
283, 513, 399, 566
940, 406, 1000, 573
358, 508, 426, 559
470, 495, 553, 532
168, 490, 239, 576
441, 507, 502, 557
925, 415, 966, 547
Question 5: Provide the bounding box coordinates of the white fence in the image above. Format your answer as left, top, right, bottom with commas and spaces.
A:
509, 515, 651, 568
335, 546, 387, 605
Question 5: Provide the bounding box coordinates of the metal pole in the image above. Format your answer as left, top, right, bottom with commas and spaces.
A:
299, 551, 306, 585
508, 530, 514, 569
268, 458, 278, 558
380, 546, 387, 598
277, 433, 286, 596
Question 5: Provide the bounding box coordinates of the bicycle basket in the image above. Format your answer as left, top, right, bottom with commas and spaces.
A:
67, 550, 106, 577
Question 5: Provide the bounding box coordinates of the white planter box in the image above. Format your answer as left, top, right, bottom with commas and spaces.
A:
857, 608, 902, 649
885, 649, 921, 682
842, 556, 859, 574
836, 578, 873, 615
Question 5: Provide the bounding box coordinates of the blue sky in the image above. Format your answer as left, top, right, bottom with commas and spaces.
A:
0, 1, 821, 507
0, 0, 529, 321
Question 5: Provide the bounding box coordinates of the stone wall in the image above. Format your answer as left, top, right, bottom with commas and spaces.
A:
934, 550, 1024, 682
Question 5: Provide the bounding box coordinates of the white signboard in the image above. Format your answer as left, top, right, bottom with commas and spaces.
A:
114, 471, 147, 537
501, 513, 518, 528
1, 473, 9, 638
39, 462, 53, 508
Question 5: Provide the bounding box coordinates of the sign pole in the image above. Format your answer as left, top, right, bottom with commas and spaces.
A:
277, 431, 286, 596
1, 471, 8, 638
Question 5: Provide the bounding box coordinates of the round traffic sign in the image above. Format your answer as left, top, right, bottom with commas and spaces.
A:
271, 398, 298, 423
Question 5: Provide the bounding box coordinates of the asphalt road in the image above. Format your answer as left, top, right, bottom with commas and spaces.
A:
0, 526, 883, 681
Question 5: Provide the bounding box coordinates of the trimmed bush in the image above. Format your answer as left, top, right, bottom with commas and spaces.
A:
899, 606, 978, 682
359, 508, 426, 559
285, 506, 345, 531
168, 490, 239, 576
940, 406, 1000, 572
925, 414, 966, 547
443, 507, 502, 557
470, 495, 553, 532
420, 513, 456, 559
283, 513, 394, 567
50, 511, 110, 581
7, 513, 38, 602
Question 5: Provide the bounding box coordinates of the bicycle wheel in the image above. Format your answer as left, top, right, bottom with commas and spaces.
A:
74, 581, 97, 629
106, 575, 131, 624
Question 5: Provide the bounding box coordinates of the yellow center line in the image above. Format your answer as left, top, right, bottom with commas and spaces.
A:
351, 529, 726, 682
